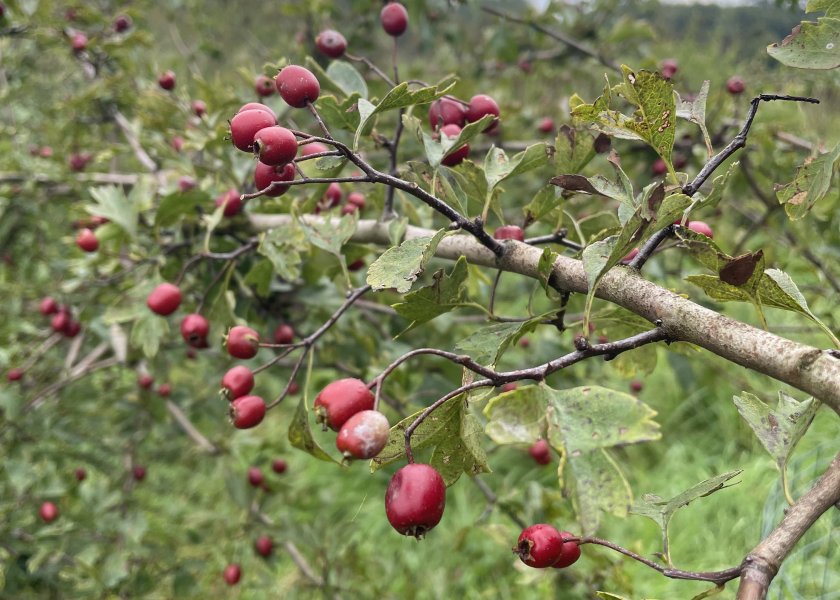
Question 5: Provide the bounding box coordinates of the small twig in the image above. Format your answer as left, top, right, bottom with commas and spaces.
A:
345, 53, 396, 87
174, 240, 258, 286
472, 477, 527, 529
629, 224, 675, 270
25, 357, 121, 412
165, 400, 220, 454
525, 229, 584, 251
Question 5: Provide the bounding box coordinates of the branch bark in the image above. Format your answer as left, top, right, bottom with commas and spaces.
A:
249, 214, 840, 414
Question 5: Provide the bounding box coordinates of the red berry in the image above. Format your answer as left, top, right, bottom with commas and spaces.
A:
192, 100, 207, 118
515, 524, 565, 568
347, 192, 366, 209
336, 410, 390, 460
529, 439, 551, 465
500, 382, 517, 393
314, 378, 375, 431
687, 220, 714, 238
273, 323, 295, 345
465, 94, 500, 131
40, 297, 59, 316
274, 65, 320, 108
255, 535, 273, 557
621, 247, 639, 264
316, 29, 348, 58
133, 465, 146, 481
253, 126, 298, 166
171, 136, 184, 152
237, 102, 276, 119
519, 337, 530, 348
178, 176, 196, 192
157, 383, 171, 397
113, 14, 132, 33
223, 564, 241, 586
247, 466, 263, 487
215, 189, 242, 217
428, 97, 466, 130
76, 228, 99, 252
138, 373, 154, 389
272, 459, 287, 474
254, 75, 275, 97
300, 141, 329, 157
660, 59, 678, 80
493, 225, 524, 242
221, 366, 255, 400
158, 70, 176, 91
39, 501, 59, 523
630, 380, 643, 393
254, 162, 296, 197
75, 468, 86, 481
552, 532, 582, 568
439, 124, 469, 167
68, 152, 92, 171
230, 395, 266, 429
51, 311, 70, 334
230, 109, 277, 152
340, 203, 358, 216
70, 31, 87, 52
147, 283, 182, 316
63, 320, 81, 338
288, 381, 300, 395
348, 258, 365, 272
226, 325, 260, 359
726, 76, 745, 95
385, 464, 446, 538
380, 2, 409, 37
537, 117, 554, 133
180, 314, 209, 348
7, 368, 23, 382
324, 182, 342, 207
39, 146, 53, 158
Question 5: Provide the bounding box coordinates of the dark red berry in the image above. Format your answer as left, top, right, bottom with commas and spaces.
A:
221, 366, 254, 400
68, 152, 92, 171
273, 324, 295, 345
385, 463, 446, 538
274, 65, 320, 108
552, 532, 582, 568
537, 117, 554, 133
157, 383, 171, 397
348, 259, 365, 272
226, 325, 260, 359
7, 368, 23, 382
493, 225, 524, 242
380, 2, 409, 37
500, 382, 517, 393
254, 162, 296, 197
132, 465, 146, 481
192, 100, 207, 118
171, 136, 184, 152
40, 297, 59, 316
323, 182, 343, 207
230, 109, 277, 152
138, 373, 154, 389
726, 76, 745, 95
300, 141, 329, 156
660, 58, 678, 80
341, 203, 358, 216
316, 29, 348, 58
177, 176, 196, 192
230, 395, 266, 429
288, 381, 300, 395
76, 228, 99, 252
272, 459, 287, 474
63, 320, 81, 338
147, 283, 182, 316
75, 468, 87, 481
180, 314, 209, 348
336, 410, 390, 460
51, 311, 70, 334
39, 501, 59, 523
247, 467, 263, 487
515, 524, 565, 568
223, 564, 241, 586
254, 75, 275, 97
465, 94, 500, 131
113, 14, 132, 33
314, 378, 375, 431
255, 535, 273, 557
237, 102, 276, 119
158, 70, 176, 91
439, 124, 469, 167
629, 380, 643, 393
347, 192, 366, 209
70, 31, 87, 52
215, 189, 242, 217
428, 97, 466, 130
253, 126, 298, 166
529, 439, 551, 465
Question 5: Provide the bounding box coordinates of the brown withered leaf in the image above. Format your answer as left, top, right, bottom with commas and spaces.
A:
720, 250, 764, 286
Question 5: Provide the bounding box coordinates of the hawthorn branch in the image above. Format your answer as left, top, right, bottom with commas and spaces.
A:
165, 400, 220, 454
736, 451, 840, 599
249, 214, 840, 415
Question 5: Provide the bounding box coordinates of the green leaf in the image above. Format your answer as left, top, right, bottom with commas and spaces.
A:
430, 412, 489, 486
698, 161, 739, 211
484, 143, 551, 192
354, 81, 455, 149
315, 94, 362, 133
523, 185, 562, 223
455, 317, 540, 367
675, 81, 713, 157
572, 66, 676, 166
202, 202, 226, 254
775, 142, 840, 219
298, 212, 356, 258
100, 551, 129, 588
733, 391, 819, 470
87, 186, 138, 238
768, 16, 840, 69
326, 60, 368, 99
484, 385, 547, 444
567, 449, 633, 535
243, 259, 274, 297
392, 257, 470, 332
761, 269, 840, 346
366, 229, 447, 294
555, 125, 599, 174
258, 221, 307, 282
288, 395, 338, 463
154, 190, 208, 227
130, 312, 168, 358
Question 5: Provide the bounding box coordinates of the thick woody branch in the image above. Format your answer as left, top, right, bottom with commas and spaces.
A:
736, 452, 840, 599
249, 214, 840, 414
